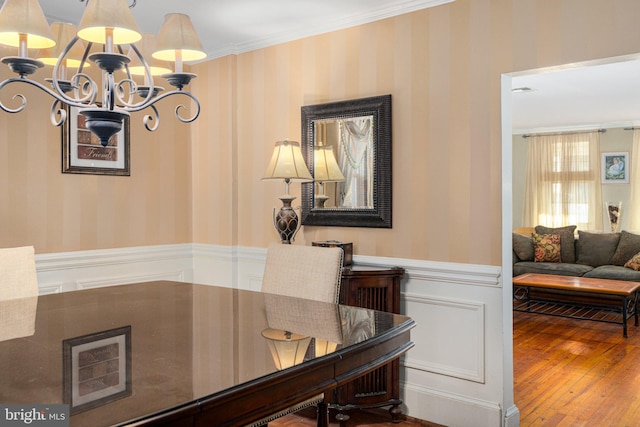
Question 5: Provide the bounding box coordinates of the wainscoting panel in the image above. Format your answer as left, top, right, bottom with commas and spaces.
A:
403, 294, 485, 383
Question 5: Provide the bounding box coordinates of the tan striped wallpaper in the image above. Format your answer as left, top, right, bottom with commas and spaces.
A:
2, 1, 640, 265
190, 0, 640, 265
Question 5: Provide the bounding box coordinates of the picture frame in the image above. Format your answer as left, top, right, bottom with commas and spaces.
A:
601, 152, 629, 184
62, 105, 130, 176
63, 325, 132, 415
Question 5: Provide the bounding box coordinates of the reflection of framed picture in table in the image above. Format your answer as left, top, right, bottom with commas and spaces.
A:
62, 105, 130, 176
602, 151, 629, 184
63, 326, 132, 415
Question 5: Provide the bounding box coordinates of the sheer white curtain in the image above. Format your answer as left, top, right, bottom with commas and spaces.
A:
630, 130, 640, 231
523, 131, 602, 230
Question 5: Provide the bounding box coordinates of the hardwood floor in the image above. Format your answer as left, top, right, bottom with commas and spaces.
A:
514, 310, 640, 426
274, 311, 640, 426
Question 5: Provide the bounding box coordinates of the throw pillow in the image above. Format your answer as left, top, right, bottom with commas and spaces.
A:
535, 225, 577, 263
575, 231, 620, 267
624, 252, 640, 271
513, 232, 534, 261
610, 231, 640, 266
532, 233, 562, 263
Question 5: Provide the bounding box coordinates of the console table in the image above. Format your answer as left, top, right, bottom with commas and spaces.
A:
331, 266, 405, 424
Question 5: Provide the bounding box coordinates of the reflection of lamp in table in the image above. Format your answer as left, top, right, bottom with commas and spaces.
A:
261, 328, 311, 370
313, 144, 345, 208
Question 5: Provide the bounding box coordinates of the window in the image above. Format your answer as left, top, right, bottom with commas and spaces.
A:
523, 132, 602, 230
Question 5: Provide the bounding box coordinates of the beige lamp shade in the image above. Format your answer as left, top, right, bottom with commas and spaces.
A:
153, 13, 206, 62
262, 140, 313, 181
38, 23, 88, 68
261, 328, 312, 370
127, 34, 172, 76
77, 0, 141, 45
0, 0, 55, 50
313, 145, 345, 182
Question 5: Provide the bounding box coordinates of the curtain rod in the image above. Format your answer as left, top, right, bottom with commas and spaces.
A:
522, 129, 606, 138
624, 127, 640, 131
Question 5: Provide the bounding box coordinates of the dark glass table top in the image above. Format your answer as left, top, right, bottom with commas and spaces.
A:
0, 281, 413, 426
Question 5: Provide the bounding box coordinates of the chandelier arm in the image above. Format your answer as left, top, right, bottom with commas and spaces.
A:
124, 90, 200, 124
49, 100, 67, 127
50, 36, 97, 104
67, 72, 98, 104
0, 77, 96, 113
143, 105, 160, 132
127, 44, 154, 106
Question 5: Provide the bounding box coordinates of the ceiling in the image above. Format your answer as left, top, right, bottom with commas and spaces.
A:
511, 57, 640, 134
20, 0, 452, 59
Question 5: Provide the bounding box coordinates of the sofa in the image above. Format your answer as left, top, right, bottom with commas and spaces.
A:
513, 226, 640, 282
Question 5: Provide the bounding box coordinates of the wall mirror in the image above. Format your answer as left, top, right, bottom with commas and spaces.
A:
301, 95, 392, 228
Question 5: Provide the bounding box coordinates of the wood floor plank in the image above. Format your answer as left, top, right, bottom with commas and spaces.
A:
514, 310, 640, 426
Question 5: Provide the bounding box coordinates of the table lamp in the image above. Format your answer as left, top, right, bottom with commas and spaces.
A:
313, 144, 345, 208
262, 140, 313, 244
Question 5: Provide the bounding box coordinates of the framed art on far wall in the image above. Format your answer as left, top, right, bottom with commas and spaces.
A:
602, 151, 629, 184
62, 105, 130, 176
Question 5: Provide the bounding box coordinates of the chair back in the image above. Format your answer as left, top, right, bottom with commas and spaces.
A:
0, 246, 38, 341
262, 244, 343, 303
0, 246, 38, 301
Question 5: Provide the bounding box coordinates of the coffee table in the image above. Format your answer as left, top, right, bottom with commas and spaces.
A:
513, 273, 640, 337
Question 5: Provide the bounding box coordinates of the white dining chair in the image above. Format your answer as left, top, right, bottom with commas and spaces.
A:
0, 245, 38, 301
0, 246, 39, 341
246, 243, 343, 427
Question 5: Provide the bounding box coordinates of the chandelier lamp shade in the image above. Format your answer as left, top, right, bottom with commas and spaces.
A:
0, 0, 206, 147
262, 139, 313, 244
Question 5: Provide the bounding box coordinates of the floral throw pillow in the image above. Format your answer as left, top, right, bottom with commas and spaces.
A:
532, 233, 562, 263
624, 252, 640, 271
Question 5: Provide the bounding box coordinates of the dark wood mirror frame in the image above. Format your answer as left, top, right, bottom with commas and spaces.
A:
301, 94, 392, 228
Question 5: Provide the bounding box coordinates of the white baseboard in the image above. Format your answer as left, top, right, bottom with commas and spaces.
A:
403, 382, 502, 426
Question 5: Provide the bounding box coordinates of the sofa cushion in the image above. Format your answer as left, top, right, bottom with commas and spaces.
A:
513, 233, 534, 261
532, 233, 561, 262
584, 265, 640, 281
535, 225, 577, 263
576, 231, 620, 267
513, 261, 593, 277
610, 231, 640, 266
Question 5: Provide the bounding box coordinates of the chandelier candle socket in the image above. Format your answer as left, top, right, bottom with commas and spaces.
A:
0, 0, 206, 147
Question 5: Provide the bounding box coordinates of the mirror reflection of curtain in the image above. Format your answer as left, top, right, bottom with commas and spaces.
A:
630, 130, 640, 231
522, 131, 603, 230
337, 117, 374, 208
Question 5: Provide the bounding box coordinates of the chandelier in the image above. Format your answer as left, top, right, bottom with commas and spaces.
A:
0, 0, 206, 147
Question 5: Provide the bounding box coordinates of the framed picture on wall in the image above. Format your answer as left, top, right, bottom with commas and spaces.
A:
62, 105, 130, 176
63, 325, 132, 414
602, 152, 629, 184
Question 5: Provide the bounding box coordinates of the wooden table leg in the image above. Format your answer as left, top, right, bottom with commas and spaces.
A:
622, 296, 629, 338
317, 402, 329, 427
